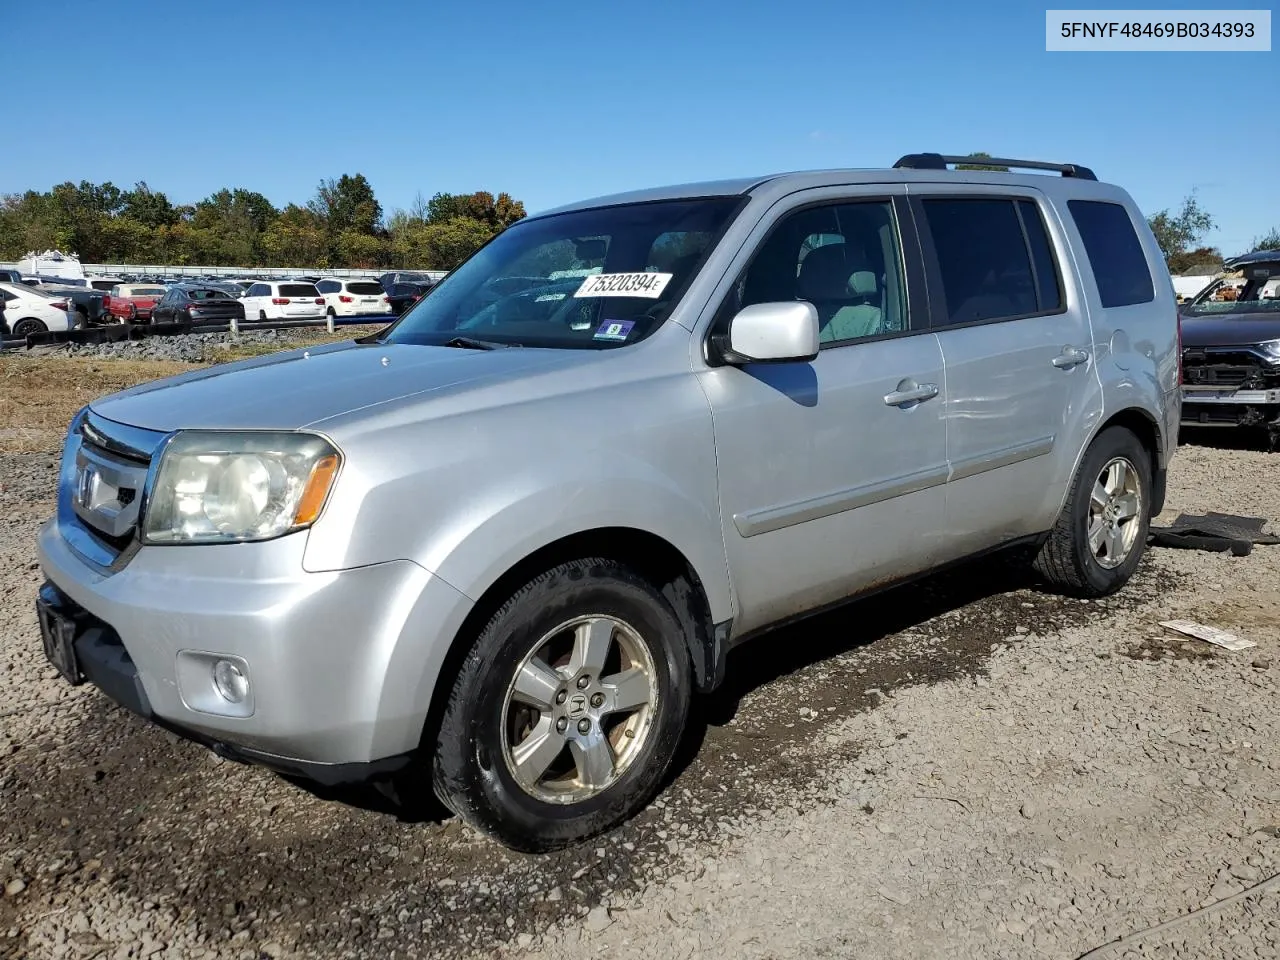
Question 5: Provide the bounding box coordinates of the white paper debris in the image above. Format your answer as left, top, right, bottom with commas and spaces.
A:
1159, 620, 1257, 651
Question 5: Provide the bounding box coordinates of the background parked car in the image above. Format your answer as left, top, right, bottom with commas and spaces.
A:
150, 284, 247, 324
315, 277, 392, 319
104, 284, 168, 322
40, 284, 111, 327
379, 270, 438, 291
240, 280, 326, 320
386, 280, 432, 315
0, 281, 73, 335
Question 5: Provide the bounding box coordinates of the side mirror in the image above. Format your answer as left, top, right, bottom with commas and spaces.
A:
720, 301, 820, 364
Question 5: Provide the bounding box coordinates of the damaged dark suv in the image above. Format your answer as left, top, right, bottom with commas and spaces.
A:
1180, 250, 1280, 446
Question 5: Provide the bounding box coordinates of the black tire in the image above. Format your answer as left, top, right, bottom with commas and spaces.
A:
1033, 426, 1152, 598
128, 304, 138, 321
431, 558, 693, 852
13, 318, 47, 338
258, 310, 267, 321
326, 307, 336, 318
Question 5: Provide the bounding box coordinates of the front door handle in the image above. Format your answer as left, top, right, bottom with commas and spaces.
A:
883, 380, 939, 408
1052, 347, 1090, 369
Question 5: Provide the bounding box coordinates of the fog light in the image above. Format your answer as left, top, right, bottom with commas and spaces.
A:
212, 659, 250, 704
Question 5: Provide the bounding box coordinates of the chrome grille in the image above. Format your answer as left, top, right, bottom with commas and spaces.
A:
58, 410, 169, 572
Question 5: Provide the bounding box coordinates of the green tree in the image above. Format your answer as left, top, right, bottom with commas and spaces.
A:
1167, 246, 1223, 275
259, 204, 329, 267
1147, 194, 1215, 268
120, 182, 178, 229
954, 151, 1010, 172
309, 173, 382, 235
1251, 228, 1280, 252
426, 191, 525, 229
419, 216, 495, 269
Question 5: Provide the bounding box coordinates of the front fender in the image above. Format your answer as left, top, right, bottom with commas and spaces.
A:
421, 460, 734, 624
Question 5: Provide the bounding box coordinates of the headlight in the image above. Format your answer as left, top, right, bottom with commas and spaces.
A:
1256, 339, 1280, 362
143, 432, 340, 544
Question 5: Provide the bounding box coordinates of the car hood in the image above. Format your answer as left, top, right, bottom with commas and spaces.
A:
90, 339, 578, 432
1180, 311, 1280, 348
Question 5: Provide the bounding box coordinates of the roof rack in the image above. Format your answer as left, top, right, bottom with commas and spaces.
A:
893, 153, 1097, 181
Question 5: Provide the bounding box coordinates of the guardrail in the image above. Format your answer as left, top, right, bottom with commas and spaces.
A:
1, 315, 391, 351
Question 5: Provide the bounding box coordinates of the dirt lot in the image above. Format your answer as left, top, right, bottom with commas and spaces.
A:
2, 342, 1280, 959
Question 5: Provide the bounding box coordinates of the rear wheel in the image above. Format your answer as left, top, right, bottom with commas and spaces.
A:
258, 310, 267, 321
431, 559, 693, 851
128, 304, 138, 321
13, 318, 47, 337
1033, 426, 1151, 597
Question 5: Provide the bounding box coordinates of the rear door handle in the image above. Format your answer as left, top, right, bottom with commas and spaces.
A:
1052, 347, 1090, 369
883, 380, 939, 407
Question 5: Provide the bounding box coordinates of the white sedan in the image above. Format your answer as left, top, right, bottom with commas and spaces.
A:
0, 282, 73, 336
315, 277, 393, 318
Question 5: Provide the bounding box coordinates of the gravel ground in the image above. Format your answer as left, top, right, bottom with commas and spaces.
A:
3, 435, 1280, 960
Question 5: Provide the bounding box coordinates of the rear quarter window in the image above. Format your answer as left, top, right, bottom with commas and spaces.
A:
1067, 200, 1155, 308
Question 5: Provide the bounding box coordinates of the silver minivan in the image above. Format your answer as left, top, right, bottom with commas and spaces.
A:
36, 154, 1179, 850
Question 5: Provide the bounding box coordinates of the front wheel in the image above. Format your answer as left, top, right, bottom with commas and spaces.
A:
13, 318, 48, 338
1033, 426, 1152, 597
431, 559, 692, 851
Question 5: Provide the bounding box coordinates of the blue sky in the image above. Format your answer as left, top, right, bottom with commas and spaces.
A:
8, 0, 1277, 254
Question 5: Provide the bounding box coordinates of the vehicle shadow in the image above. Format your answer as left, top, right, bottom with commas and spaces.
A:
1179, 427, 1276, 452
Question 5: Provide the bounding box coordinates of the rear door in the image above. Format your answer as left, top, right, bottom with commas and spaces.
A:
909, 188, 1102, 556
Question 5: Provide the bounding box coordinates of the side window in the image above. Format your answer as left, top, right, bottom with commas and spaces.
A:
1067, 200, 1155, 308
922, 198, 1055, 325
247, 284, 266, 297
1017, 200, 1063, 312
718, 200, 907, 346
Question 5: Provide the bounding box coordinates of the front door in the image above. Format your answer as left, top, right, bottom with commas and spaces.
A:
698, 190, 950, 637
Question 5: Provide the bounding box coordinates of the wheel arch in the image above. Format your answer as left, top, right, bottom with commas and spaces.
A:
1064, 406, 1166, 519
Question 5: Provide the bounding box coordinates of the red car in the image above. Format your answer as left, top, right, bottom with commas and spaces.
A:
103, 284, 167, 322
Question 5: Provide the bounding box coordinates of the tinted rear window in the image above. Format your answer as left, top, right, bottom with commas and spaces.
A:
1067, 200, 1155, 308
392, 283, 421, 295
347, 282, 383, 295
922, 198, 1040, 325
1017, 200, 1063, 312
280, 284, 319, 297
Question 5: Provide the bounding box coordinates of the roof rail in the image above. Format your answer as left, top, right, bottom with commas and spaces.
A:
893, 153, 1097, 181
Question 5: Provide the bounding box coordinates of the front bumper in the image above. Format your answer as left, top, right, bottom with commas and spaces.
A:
37, 519, 475, 777
1181, 386, 1280, 426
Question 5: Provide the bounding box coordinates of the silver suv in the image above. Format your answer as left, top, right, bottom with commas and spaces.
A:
36, 154, 1179, 850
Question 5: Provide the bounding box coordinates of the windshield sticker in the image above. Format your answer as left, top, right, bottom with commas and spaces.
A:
593, 320, 635, 342
574, 272, 672, 299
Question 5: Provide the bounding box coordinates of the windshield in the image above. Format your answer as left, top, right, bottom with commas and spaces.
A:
382, 197, 740, 349
1184, 270, 1280, 316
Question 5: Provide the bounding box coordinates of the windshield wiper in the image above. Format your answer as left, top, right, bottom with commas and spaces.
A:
442, 335, 517, 350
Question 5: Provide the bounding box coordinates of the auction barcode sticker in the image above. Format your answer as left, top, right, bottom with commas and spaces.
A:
1046, 10, 1271, 50
574, 272, 673, 299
